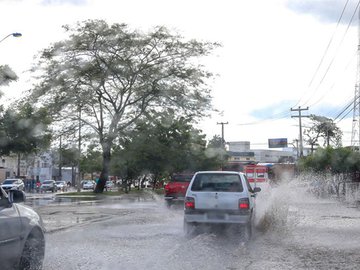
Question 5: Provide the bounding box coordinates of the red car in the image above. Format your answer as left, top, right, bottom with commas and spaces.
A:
164, 173, 194, 208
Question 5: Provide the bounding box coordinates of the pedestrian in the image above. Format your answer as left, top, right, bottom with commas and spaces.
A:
26, 180, 30, 192
36, 181, 41, 193
31, 179, 36, 193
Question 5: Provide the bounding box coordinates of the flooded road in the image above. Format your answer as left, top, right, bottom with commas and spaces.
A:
31, 182, 360, 270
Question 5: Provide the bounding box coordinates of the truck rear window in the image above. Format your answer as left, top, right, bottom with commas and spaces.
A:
190, 173, 243, 192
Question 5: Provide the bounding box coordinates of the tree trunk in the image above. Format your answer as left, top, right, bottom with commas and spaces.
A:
152, 173, 159, 190
17, 153, 21, 177
123, 179, 128, 193
140, 175, 147, 189
94, 143, 111, 193
71, 166, 75, 186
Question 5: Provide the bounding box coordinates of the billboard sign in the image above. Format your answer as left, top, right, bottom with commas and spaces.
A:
268, 138, 288, 148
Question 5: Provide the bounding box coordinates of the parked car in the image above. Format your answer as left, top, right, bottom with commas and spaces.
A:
183, 171, 261, 241
1, 179, 25, 192
40, 180, 57, 193
0, 186, 45, 269
83, 180, 96, 190
164, 173, 194, 207
56, 180, 67, 192
105, 180, 114, 190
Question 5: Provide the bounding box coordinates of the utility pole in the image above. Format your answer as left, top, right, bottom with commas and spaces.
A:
291, 107, 309, 157
291, 139, 299, 160
217, 122, 228, 170
217, 121, 228, 147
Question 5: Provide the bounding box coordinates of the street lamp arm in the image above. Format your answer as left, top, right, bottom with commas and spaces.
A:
0, 32, 22, 44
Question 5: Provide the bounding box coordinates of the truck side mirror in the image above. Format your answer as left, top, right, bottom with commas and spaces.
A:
253, 187, 261, 193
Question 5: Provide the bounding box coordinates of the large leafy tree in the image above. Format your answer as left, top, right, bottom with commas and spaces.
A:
110, 115, 222, 191
299, 147, 360, 174
207, 135, 226, 148
303, 114, 342, 153
80, 144, 103, 179
59, 147, 78, 168
30, 20, 219, 192
207, 135, 228, 168
0, 102, 52, 176
0, 65, 17, 87
0, 103, 52, 154
0, 65, 18, 103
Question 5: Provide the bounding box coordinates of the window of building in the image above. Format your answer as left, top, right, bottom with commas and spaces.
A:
41, 162, 49, 168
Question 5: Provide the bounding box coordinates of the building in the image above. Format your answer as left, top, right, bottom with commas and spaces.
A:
252, 149, 294, 163
227, 141, 250, 152
227, 141, 295, 163
0, 155, 17, 180
27, 152, 53, 181
227, 151, 256, 163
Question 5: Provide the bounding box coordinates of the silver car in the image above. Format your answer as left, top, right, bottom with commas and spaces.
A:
82, 180, 96, 190
0, 186, 45, 269
56, 180, 67, 192
1, 178, 25, 192
40, 180, 57, 193
183, 171, 260, 240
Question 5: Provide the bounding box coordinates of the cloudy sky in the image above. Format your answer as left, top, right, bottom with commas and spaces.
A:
0, 0, 359, 149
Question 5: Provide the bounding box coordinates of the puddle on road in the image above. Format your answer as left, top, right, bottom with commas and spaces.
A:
55, 196, 100, 206
25, 194, 167, 215
25, 195, 101, 207
25, 197, 55, 207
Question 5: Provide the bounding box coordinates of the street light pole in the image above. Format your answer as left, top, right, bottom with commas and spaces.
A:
0, 32, 22, 44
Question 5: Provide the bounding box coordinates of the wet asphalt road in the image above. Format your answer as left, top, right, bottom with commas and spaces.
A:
27, 182, 360, 270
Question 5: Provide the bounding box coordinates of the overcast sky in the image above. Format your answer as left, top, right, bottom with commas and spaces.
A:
0, 0, 359, 149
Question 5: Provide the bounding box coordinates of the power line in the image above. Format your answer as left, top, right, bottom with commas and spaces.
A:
334, 95, 359, 121
293, 0, 360, 109
293, 0, 352, 108
338, 106, 354, 122
307, 0, 350, 89
237, 110, 291, 126
302, 0, 360, 107
307, 50, 357, 109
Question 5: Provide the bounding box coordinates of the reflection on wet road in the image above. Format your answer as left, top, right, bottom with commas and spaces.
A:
29, 181, 360, 270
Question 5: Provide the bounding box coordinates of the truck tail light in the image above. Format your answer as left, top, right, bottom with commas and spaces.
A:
185, 197, 195, 209
239, 198, 249, 209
